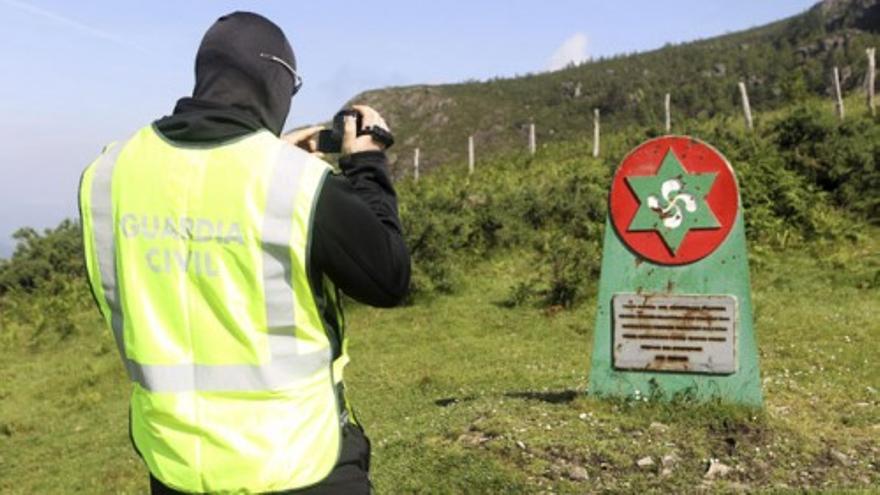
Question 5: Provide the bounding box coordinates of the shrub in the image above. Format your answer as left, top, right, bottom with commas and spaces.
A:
0, 220, 84, 294
772, 105, 880, 222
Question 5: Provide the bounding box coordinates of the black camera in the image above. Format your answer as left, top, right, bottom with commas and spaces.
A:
316, 109, 394, 153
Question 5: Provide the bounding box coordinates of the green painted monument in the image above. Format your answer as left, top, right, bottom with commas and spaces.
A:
588, 136, 762, 406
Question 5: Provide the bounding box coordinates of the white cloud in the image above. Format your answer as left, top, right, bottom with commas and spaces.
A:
547, 32, 590, 71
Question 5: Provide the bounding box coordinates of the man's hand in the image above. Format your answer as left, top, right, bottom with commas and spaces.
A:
282, 125, 324, 156
342, 105, 391, 156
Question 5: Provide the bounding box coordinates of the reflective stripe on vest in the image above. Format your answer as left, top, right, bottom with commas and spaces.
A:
79, 126, 343, 492
87, 138, 331, 393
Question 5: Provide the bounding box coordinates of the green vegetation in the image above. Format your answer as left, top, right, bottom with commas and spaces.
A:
398, 98, 879, 309
1, 96, 877, 493
1, 234, 878, 493
356, 0, 880, 178
2, 1, 879, 491
0, 220, 93, 348
353, 242, 879, 493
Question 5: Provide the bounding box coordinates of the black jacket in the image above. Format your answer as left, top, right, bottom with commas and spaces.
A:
154, 106, 411, 362
153, 12, 410, 362
138, 12, 404, 494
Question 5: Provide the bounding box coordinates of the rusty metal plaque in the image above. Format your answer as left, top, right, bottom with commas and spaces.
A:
612, 293, 737, 374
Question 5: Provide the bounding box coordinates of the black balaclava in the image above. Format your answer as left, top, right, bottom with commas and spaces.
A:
155, 12, 297, 141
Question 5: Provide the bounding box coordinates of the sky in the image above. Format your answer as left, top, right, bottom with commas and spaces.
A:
0, 0, 817, 257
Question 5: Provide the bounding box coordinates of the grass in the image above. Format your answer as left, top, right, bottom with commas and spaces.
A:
1, 231, 877, 494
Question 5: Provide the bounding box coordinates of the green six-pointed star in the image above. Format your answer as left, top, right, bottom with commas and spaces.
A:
626, 149, 720, 253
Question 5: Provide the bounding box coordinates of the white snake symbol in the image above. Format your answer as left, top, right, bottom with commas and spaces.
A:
646, 179, 697, 229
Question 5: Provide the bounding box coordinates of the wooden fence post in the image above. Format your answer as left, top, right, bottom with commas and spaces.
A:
468, 135, 475, 175
833, 66, 845, 120
738, 82, 753, 131
413, 147, 420, 182
664, 93, 671, 133
592, 109, 600, 158
867, 48, 876, 116
528, 122, 536, 155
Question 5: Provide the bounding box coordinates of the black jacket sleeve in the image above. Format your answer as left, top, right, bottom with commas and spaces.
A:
310, 151, 411, 307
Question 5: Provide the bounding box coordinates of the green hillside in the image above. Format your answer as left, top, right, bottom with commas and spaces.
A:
1, 1, 879, 492
1, 94, 878, 492
354, 0, 880, 177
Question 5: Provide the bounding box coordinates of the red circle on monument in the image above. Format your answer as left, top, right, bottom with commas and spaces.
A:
609, 136, 739, 265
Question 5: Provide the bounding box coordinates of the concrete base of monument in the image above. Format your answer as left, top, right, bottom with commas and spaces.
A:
587, 212, 763, 407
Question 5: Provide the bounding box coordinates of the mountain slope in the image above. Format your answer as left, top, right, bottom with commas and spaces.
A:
351, 0, 880, 177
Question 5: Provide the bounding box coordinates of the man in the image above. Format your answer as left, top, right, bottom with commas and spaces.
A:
79, 12, 409, 494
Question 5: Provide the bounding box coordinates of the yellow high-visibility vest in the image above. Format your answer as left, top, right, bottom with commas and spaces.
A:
79, 125, 347, 493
